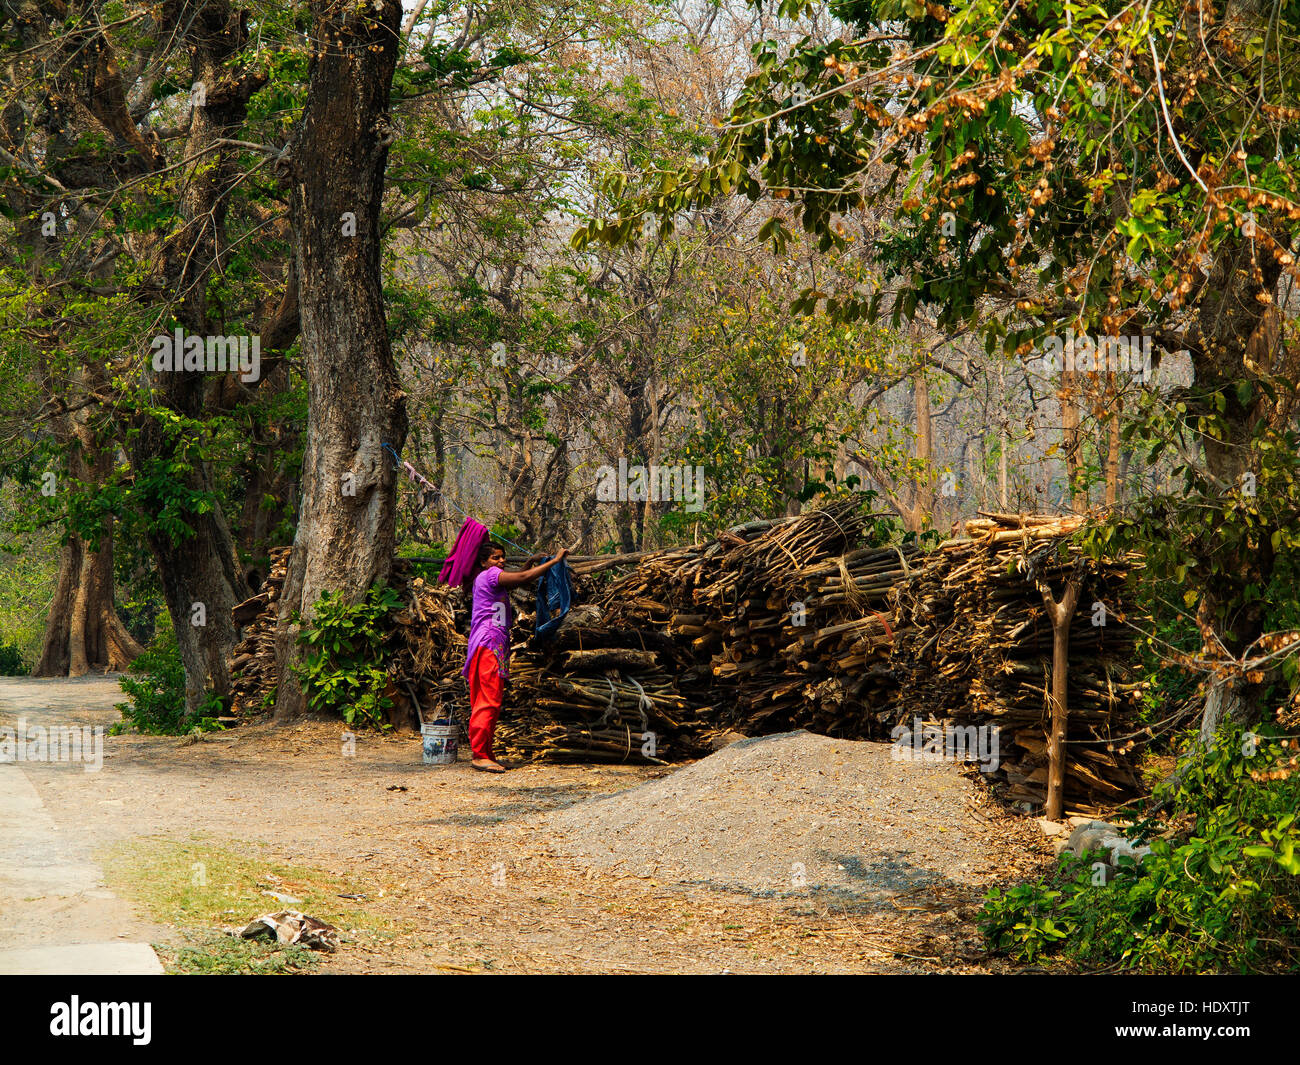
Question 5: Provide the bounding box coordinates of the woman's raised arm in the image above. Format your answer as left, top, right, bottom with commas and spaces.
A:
495, 547, 569, 589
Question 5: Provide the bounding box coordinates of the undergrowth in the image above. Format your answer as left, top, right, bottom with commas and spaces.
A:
981, 723, 1300, 973
113, 628, 225, 735
293, 583, 403, 729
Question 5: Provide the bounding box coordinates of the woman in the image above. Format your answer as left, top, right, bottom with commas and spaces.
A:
464, 540, 569, 772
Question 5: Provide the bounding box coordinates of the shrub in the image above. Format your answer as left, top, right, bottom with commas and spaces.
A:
114, 632, 225, 735
0, 639, 28, 675
980, 724, 1300, 973
294, 583, 403, 729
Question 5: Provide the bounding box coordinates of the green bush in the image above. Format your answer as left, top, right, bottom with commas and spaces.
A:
113, 632, 225, 735
294, 583, 402, 729
0, 639, 28, 675
981, 724, 1300, 973
0, 539, 57, 667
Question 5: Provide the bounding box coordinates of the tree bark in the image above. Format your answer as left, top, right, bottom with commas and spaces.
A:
34, 394, 143, 676
912, 366, 935, 527
1060, 365, 1085, 513
273, 0, 407, 722
236, 357, 300, 588
35, 532, 144, 677
1039, 570, 1082, 820
616, 371, 652, 553
1104, 378, 1121, 508
1187, 239, 1286, 734
998, 363, 1010, 509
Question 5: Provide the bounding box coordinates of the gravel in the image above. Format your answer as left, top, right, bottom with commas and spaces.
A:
543, 730, 999, 905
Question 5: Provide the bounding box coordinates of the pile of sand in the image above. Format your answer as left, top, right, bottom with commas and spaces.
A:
542, 731, 997, 904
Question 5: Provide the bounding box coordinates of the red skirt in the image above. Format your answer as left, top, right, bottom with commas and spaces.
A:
467, 646, 503, 760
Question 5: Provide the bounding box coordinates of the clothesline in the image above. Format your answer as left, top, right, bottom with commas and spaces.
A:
403, 547, 685, 574
381, 441, 697, 574
381, 441, 533, 557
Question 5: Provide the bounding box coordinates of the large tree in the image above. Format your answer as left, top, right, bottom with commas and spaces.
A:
271, 0, 407, 721
0, 1, 284, 703
585, 0, 1300, 729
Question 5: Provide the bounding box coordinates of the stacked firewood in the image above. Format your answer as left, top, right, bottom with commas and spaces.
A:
495, 651, 706, 765
771, 542, 920, 735
228, 506, 1143, 810
494, 596, 708, 763
889, 514, 1142, 811
229, 547, 290, 715
596, 507, 1141, 811
599, 500, 916, 736
386, 561, 467, 730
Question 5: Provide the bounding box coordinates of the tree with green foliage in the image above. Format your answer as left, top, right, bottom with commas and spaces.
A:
583, 0, 1300, 734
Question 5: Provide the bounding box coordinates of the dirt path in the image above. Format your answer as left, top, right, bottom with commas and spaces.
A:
0, 676, 163, 973
0, 675, 1053, 974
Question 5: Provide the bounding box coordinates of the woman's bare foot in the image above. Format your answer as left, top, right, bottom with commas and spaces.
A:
471, 758, 506, 773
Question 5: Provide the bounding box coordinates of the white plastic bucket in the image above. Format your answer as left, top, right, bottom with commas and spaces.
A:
421, 720, 459, 766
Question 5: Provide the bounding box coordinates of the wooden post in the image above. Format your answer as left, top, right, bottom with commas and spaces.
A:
1038, 569, 1083, 820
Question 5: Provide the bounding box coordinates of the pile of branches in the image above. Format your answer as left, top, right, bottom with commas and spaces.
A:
228, 554, 465, 728
597, 505, 1142, 812
387, 560, 466, 729
496, 595, 707, 764
229, 547, 290, 715
890, 514, 1142, 812
229, 505, 1144, 811
496, 650, 706, 765
600, 499, 915, 736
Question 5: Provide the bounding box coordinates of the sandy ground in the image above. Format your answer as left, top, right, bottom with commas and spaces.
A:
0, 674, 1055, 974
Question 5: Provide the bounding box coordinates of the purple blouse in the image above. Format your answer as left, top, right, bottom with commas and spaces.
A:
464, 567, 511, 679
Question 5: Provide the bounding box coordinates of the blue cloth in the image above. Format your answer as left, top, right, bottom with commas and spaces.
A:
534, 559, 572, 641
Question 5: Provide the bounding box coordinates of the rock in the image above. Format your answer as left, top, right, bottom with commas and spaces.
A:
1102, 834, 1151, 864
1058, 820, 1152, 873
1035, 818, 1068, 837
1063, 820, 1118, 856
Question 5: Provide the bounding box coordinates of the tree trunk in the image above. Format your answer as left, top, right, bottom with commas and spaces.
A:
273, 0, 407, 722
1187, 238, 1285, 734
144, 507, 242, 715
1039, 571, 1082, 820
617, 374, 652, 553
998, 364, 1010, 509
912, 366, 934, 527
236, 358, 300, 589
1060, 365, 1085, 513
34, 399, 143, 676
1199, 674, 1245, 748
35, 532, 144, 677
1104, 379, 1121, 508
